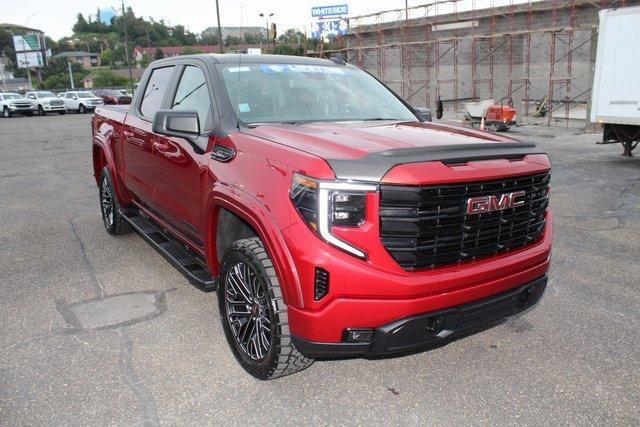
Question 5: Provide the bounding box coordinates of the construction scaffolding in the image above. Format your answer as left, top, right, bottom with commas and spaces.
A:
321, 0, 637, 125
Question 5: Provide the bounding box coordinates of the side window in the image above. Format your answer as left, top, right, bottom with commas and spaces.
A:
66, 93, 74, 99
140, 66, 175, 119
171, 65, 212, 132
27, 93, 35, 99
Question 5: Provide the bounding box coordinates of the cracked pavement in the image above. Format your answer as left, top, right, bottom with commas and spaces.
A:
1, 114, 639, 424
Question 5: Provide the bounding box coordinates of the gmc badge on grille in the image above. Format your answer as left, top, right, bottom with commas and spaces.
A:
466, 191, 526, 214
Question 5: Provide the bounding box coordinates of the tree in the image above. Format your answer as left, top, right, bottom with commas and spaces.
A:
224, 36, 242, 47
278, 29, 306, 47
91, 69, 129, 87
272, 44, 304, 56
154, 48, 164, 60
181, 46, 203, 55
138, 53, 151, 68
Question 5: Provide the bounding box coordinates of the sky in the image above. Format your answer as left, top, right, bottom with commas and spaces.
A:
1, 0, 420, 40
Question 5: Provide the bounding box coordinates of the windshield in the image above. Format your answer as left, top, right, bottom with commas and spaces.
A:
218, 63, 416, 124
37, 91, 55, 98
3, 94, 22, 100
78, 92, 94, 98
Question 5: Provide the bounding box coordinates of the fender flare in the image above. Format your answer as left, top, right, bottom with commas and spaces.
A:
92, 130, 132, 206
205, 183, 304, 309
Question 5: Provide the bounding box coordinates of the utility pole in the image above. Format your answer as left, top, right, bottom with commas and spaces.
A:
0, 55, 8, 91
121, 1, 134, 92
215, 0, 224, 53
67, 59, 75, 89
405, 0, 409, 20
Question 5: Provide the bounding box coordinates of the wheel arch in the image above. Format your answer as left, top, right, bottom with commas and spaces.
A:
206, 190, 303, 308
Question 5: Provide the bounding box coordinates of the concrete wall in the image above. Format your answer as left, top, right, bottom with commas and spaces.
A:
345, 0, 639, 121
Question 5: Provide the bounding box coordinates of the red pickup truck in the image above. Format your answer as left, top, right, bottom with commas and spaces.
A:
92, 54, 552, 380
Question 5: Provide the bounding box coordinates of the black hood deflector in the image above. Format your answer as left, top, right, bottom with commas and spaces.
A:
326, 142, 544, 182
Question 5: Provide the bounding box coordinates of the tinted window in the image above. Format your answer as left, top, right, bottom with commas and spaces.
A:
218, 64, 416, 124
66, 93, 74, 99
140, 66, 174, 119
171, 65, 212, 132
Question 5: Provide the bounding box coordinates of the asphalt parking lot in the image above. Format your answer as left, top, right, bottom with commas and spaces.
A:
1, 113, 639, 425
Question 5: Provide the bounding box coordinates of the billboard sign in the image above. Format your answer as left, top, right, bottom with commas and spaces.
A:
16, 51, 44, 68
13, 34, 41, 52
311, 4, 348, 18
310, 19, 349, 39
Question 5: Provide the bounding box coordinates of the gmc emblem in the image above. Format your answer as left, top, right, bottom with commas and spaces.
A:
466, 191, 526, 214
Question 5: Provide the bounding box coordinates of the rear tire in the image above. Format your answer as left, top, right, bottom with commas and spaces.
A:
2, 107, 11, 118
26, 111, 33, 117
99, 167, 132, 235
58, 110, 66, 115
218, 238, 314, 380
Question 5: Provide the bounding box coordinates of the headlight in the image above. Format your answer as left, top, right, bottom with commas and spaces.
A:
290, 173, 377, 258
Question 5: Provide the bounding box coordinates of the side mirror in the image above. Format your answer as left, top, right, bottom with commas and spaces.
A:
153, 109, 200, 140
413, 107, 432, 122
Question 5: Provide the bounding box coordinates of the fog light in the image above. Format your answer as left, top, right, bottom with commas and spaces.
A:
346, 328, 373, 343
425, 317, 442, 334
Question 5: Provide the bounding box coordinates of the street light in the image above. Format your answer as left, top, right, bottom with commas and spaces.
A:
259, 12, 274, 51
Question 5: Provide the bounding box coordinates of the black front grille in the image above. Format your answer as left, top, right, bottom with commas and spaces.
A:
379, 172, 550, 270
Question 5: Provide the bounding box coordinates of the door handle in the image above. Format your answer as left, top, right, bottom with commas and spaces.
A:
154, 140, 170, 151
123, 130, 134, 138
211, 145, 236, 162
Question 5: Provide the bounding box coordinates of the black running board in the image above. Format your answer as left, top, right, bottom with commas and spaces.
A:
120, 209, 216, 291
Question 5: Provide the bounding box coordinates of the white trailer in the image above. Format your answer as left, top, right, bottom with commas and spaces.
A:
590, 5, 640, 156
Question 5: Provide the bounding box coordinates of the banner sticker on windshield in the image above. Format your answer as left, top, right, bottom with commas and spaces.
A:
259, 64, 345, 75
227, 66, 250, 73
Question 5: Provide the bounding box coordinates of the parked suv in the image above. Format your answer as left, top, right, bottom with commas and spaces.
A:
62, 91, 104, 113
92, 54, 552, 380
0, 92, 34, 117
25, 91, 66, 115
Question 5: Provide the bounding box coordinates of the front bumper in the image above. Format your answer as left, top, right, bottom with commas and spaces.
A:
293, 275, 547, 358
43, 104, 65, 111
9, 105, 34, 113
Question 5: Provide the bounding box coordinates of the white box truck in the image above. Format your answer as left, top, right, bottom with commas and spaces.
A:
590, 5, 640, 156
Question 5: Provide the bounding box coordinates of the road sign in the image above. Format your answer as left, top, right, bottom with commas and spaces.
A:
16, 51, 44, 68
311, 4, 348, 18
13, 34, 41, 52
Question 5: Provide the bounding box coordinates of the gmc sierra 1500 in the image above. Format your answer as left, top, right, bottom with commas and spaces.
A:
92, 54, 552, 380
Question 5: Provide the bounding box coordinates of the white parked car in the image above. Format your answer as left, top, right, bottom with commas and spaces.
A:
0, 92, 35, 118
61, 91, 104, 114
24, 91, 66, 115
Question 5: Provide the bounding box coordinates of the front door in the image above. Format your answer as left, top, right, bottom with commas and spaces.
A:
151, 63, 215, 247
121, 65, 175, 207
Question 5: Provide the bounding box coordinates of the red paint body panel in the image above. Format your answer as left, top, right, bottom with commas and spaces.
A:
93, 101, 551, 345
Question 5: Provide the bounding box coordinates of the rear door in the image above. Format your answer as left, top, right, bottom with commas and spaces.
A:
122, 64, 176, 208
151, 61, 215, 247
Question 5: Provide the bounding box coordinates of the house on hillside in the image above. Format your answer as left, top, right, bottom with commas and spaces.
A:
81, 68, 145, 89
53, 51, 101, 68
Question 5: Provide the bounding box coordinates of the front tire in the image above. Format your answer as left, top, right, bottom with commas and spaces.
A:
2, 107, 11, 118
58, 110, 66, 115
99, 167, 131, 235
78, 104, 86, 114
219, 238, 314, 380
38, 105, 45, 116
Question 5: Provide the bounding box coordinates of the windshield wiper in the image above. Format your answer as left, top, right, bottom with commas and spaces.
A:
245, 121, 307, 128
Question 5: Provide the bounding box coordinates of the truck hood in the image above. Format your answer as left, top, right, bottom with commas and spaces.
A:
245, 121, 542, 181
